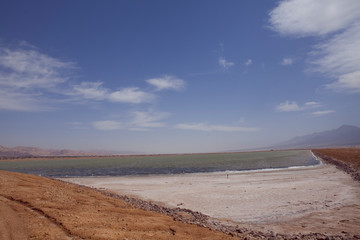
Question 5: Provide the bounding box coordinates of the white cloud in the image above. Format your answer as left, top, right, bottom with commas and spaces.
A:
73, 82, 107, 100
0, 43, 159, 111
0, 44, 173, 110
312, 110, 335, 116
269, 0, 360, 37
281, 58, 293, 66
0, 47, 75, 89
146, 75, 186, 91
130, 111, 169, 128
0, 89, 48, 111
0, 44, 75, 111
304, 101, 318, 106
276, 101, 301, 112
174, 122, 258, 132
311, 23, 360, 92
72, 83, 155, 104
326, 70, 360, 92
108, 87, 155, 104
269, 0, 360, 93
276, 100, 321, 112
92, 121, 123, 130
93, 110, 169, 131
244, 59, 252, 66
218, 57, 235, 69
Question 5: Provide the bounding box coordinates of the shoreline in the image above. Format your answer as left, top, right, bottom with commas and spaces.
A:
1, 148, 360, 239
0, 170, 239, 240
62, 159, 360, 237
0, 149, 320, 178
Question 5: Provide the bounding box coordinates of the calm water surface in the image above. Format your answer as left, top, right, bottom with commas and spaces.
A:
0, 150, 319, 177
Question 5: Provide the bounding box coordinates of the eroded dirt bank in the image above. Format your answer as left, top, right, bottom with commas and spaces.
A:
0, 170, 241, 240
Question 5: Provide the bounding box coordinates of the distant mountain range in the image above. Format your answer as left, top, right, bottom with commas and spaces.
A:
1, 125, 359, 158
272, 125, 360, 149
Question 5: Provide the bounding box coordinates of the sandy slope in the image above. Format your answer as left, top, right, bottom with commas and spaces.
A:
0, 170, 240, 240
64, 163, 360, 237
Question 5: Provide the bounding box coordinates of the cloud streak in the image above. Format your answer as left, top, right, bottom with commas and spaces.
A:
269, 0, 360, 37
244, 59, 252, 66
312, 110, 335, 116
276, 101, 321, 112
0, 44, 76, 111
0, 46, 75, 89
0, 43, 179, 111
281, 57, 293, 66
71, 82, 155, 104
92, 120, 124, 130
218, 57, 235, 69
146, 75, 186, 91
311, 23, 360, 92
174, 122, 258, 132
269, 0, 360, 93
93, 110, 169, 131
109, 88, 155, 104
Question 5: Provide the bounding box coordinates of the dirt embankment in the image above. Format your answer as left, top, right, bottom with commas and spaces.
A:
0, 170, 240, 240
312, 148, 360, 181
2, 170, 357, 240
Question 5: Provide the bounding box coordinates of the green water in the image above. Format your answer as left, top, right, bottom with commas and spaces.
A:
0, 150, 318, 177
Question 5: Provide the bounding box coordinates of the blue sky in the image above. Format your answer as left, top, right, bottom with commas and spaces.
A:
1, 0, 360, 153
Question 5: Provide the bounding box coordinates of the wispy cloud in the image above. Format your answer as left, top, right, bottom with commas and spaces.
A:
0, 43, 159, 111
218, 57, 235, 69
281, 57, 293, 66
0, 46, 75, 89
108, 87, 155, 104
67, 122, 87, 129
276, 100, 321, 112
269, 0, 360, 37
146, 75, 186, 91
0, 44, 75, 111
276, 101, 301, 112
130, 110, 169, 129
174, 122, 258, 132
93, 110, 169, 131
326, 71, 360, 92
312, 110, 335, 116
244, 59, 252, 66
0, 89, 49, 111
72, 82, 107, 100
92, 120, 123, 130
312, 23, 360, 93
269, 0, 360, 93
72, 82, 155, 104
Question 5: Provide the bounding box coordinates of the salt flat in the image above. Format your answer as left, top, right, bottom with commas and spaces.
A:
63, 163, 360, 235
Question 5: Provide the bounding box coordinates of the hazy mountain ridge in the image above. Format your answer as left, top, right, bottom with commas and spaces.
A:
272, 125, 360, 149
2, 125, 359, 158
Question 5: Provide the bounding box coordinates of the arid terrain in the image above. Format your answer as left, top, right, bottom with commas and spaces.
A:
0, 170, 241, 240
313, 148, 360, 173
0, 148, 360, 239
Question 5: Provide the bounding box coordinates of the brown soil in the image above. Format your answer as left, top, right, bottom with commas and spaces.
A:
313, 148, 360, 181
0, 170, 242, 240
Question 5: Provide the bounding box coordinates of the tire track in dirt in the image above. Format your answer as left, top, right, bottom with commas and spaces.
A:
0, 194, 83, 240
